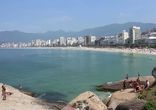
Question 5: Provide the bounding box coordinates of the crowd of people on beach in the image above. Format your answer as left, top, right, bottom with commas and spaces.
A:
118, 47, 156, 55
123, 73, 150, 92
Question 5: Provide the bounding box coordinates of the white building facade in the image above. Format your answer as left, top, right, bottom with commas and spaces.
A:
118, 30, 129, 45
129, 26, 141, 44
142, 32, 156, 45
59, 37, 66, 46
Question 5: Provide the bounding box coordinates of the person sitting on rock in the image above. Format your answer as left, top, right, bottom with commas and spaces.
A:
132, 81, 138, 92
134, 81, 144, 93
136, 77, 141, 85
129, 80, 133, 88
135, 85, 140, 92
145, 80, 150, 89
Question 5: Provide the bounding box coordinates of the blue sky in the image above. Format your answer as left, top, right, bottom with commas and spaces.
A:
0, 0, 156, 32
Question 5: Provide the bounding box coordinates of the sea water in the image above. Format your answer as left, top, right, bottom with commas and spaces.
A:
0, 48, 156, 102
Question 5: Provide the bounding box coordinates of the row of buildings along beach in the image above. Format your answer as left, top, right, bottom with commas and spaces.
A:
1, 26, 156, 48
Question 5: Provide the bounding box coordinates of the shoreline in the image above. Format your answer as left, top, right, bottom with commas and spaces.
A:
1, 47, 156, 56
1, 75, 155, 110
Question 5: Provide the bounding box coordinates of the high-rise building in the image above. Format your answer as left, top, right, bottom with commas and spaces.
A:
52, 39, 59, 46
118, 30, 129, 44
84, 35, 96, 46
141, 32, 156, 45
129, 26, 141, 44
66, 37, 77, 46
77, 37, 85, 45
46, 40, 51, 46
84, 36, 91, 46
90, 36, 96, 45
59, 37, 66, 46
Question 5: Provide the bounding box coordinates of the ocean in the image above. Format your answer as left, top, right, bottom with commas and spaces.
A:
0, 48, 156, 102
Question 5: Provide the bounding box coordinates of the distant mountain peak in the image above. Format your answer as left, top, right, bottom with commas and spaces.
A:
0, 22, 156, 42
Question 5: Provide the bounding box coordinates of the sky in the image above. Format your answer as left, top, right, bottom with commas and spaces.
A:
0, 0, 156, 33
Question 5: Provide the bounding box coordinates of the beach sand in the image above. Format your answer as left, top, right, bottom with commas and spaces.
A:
49, 47, 156, 56
3, 47, 156, 56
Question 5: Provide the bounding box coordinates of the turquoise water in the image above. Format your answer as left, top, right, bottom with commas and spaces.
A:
0, 48, 156, 102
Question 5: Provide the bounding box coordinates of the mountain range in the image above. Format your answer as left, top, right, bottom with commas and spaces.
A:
0, 22, 156, 42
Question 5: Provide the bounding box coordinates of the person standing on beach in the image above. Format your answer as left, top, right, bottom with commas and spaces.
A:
137, 73, 140, 79
2, 84, 6, 100
123, 80, 126, 89
137, 73, 141, 84
125, 74, 128, 80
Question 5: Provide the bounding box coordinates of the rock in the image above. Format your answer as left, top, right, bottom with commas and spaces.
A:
136, 76, 156, 87
0, 83, 65, 110
96, 76, 156, 91
96, 81, 125, 92
20, 90, 35, 97
107, 89, 138, 110
115, 100, 145, 110
63, 91, 108, 110
152, 67, 156, 78
36, 100, 66, 110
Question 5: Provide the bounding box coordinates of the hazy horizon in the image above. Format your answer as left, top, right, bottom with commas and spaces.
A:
0, 22, 155, 33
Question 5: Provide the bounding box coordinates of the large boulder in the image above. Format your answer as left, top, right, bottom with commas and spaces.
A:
63, 91, 108, 110
152, 67, 156, 78
0, 83, 64, 110
115, 100, 145, 110
107, 89, 138, 110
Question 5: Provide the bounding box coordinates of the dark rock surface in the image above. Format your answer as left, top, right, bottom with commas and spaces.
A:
36, 100, 67, 110
96, 76, 156, 91
152, 67, 156, 78
115, 100, 145, 110
63, 91, 108, 110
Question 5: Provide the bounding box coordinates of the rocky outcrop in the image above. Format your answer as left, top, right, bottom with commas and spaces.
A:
63, 91, 108, 110
115, 100, 145, 110
96, 76, 156, 91
0, 83, 65, 110
107, 89, 138, 110
152, 67, 156, 78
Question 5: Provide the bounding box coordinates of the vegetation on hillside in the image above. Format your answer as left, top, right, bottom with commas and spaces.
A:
138, 84, 156, 110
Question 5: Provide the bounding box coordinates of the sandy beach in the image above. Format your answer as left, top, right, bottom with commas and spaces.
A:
37, 47, 156, 56
2, 47, 156, 56
92, 47, 156, 55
